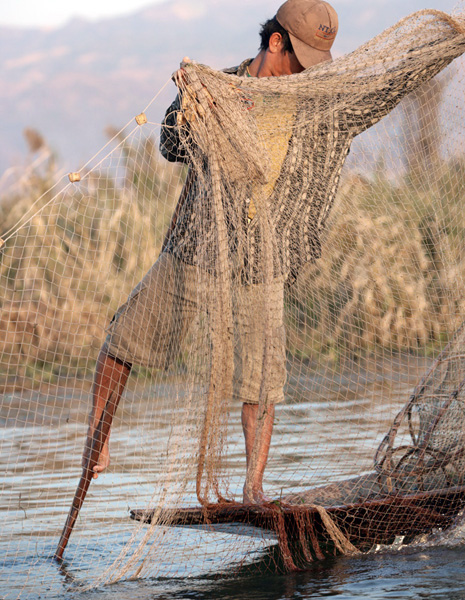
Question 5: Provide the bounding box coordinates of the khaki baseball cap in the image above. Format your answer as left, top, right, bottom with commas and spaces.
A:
276, 0, 338, 68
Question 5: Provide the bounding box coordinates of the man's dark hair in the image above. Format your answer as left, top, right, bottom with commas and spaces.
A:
259, 16, 294, 53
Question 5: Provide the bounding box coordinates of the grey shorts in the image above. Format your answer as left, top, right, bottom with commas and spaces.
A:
106, 252, 286, 405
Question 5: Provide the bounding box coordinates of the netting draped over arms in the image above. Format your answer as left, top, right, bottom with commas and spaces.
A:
154, 4, 465, 538
169, 10, 465, 285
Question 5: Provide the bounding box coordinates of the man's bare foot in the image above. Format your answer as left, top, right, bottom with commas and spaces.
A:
242, 485, 271, 505
92, 443, 110, 479
82, 440, 110, 479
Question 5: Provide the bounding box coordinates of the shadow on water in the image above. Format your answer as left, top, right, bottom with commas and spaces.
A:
51, 545, 465, 600
40, 535, 465, 600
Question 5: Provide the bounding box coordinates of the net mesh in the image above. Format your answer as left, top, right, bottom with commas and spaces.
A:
3, 6, 465, 593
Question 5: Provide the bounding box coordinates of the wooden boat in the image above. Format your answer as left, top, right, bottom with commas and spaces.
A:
131, 327, 465, 567
130, 478, 465, 563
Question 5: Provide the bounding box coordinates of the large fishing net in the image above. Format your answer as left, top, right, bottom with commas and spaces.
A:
3, 6, 465, 593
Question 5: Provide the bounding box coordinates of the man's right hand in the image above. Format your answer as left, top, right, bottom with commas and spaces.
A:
175, 57, 201, 127
173, 56, 192, 88
174, 56, 215, 127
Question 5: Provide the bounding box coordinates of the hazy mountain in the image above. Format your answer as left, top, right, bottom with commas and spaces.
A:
0, 0, 457, 175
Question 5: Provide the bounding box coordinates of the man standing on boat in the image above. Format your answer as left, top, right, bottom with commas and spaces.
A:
82, 0, 465, 506
83, 0, 339, 505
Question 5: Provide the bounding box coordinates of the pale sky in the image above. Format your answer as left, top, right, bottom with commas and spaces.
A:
0, 0, 166, 28
1, 0, 459, 29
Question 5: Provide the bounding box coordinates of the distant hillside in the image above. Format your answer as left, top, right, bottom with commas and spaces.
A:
0, 0, 456, 175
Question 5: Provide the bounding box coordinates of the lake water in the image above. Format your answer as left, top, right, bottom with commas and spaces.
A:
2, 363, 465, 600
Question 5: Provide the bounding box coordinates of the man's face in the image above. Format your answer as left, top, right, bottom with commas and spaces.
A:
283, 50, 305, 75
264, 32, 305, 77
273, 47, 305, 76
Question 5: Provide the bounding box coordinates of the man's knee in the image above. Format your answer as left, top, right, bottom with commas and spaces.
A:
98, 341, 133, 372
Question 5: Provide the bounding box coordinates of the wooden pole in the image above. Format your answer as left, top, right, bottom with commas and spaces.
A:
54, 391, 120, 561
55, 162, 192, 561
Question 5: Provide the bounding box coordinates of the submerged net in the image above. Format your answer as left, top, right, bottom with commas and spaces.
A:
3, 6, 465, 593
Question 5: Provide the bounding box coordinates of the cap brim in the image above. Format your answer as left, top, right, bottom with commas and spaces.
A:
288, 32, 332, 69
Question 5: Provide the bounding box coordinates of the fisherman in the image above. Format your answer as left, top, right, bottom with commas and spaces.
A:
82, 0, 338, 505
82, 0, 465, 505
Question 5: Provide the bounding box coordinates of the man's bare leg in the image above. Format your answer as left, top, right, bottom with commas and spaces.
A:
242, 402, 275, 504
82, 347, 131, 479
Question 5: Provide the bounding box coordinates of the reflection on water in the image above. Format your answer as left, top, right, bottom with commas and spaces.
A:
1, 365, 465, 599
